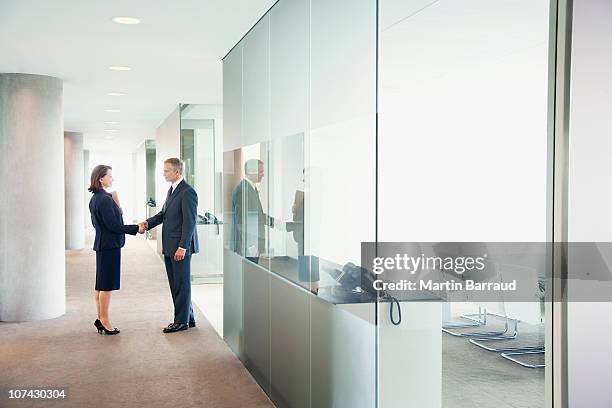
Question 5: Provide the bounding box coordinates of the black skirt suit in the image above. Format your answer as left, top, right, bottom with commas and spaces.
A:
89, 191, 139, 291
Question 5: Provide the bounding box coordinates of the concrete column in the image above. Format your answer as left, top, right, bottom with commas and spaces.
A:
64, 131, 85, 249
84, 149, 90, 228
0, 73, 65, 321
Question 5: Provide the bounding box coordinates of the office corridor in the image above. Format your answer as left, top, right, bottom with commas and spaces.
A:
0, 237, 273, 408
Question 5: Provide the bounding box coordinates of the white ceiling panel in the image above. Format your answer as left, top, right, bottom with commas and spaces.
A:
0, 0, 275, 150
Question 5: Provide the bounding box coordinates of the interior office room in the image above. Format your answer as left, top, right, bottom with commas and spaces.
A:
0, 0, 611, 407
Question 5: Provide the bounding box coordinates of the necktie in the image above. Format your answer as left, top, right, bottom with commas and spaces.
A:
163, 186, 172, 210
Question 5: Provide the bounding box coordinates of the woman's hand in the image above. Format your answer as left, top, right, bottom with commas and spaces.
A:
137, 221, 148, 234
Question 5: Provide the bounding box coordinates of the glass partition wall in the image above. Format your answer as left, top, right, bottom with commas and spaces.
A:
378, 1, 553, 408
223, 0, 377, 406
180, 104, 223, 283
222, 0, 557, 407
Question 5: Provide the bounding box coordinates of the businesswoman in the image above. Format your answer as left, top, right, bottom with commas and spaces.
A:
88, 165, 141, 335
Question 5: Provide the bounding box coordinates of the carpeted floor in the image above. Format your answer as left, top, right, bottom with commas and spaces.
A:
442, 314, 545, 408
0, 237, 274, 408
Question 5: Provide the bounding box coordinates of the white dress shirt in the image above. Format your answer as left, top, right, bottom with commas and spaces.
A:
245, 177, 258, 192
171, 177, 184, 195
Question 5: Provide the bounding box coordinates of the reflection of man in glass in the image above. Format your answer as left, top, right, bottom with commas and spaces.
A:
229, 159, 274, 263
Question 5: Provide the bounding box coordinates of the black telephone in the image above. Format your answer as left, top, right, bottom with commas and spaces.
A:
204, 212, 219, 224
197, 212, 217, 225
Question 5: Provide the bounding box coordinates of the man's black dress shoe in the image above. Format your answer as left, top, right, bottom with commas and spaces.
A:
167, 321, 195, 328
163, 323, 188, 333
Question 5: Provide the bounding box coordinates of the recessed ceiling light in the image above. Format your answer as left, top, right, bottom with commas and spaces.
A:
105, 109, 121, 113
104, 135, 115, 140
112, 16, 140, 25
109, 66, 131, 71
104, 121, 119, 124
107, 92, 126, 96
104, 129, 118, 132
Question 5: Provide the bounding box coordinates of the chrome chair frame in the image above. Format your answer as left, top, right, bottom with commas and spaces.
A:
442, 306, 485, 329
501, 349, 545, 368
442, 309, 518, 339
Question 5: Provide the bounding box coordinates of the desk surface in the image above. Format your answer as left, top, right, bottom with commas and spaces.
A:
254, 255, 441, 305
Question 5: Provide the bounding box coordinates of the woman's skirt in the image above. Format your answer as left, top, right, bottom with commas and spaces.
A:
95, 248, 121, 291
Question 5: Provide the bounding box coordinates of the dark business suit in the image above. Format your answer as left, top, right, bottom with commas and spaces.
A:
89, 191, 139, 291
229, 179, 273, 259
146, 180, 199, 325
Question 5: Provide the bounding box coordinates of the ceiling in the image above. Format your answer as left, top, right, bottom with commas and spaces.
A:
0, 0, 275, 151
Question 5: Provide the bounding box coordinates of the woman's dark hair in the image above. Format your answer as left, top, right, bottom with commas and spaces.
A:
88, 165, 112, 193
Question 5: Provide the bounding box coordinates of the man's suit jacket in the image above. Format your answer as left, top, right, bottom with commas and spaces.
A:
147, 180, 199, 257
89, 190, 139, 251
229, 179, 273, 256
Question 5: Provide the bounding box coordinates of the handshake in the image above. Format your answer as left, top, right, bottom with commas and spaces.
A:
137, 221, 148, 234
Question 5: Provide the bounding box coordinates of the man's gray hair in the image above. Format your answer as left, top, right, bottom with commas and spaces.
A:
164, 157, 184, 174
244, 159, 263, 175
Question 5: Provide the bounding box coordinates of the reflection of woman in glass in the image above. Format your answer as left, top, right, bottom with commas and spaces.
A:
290, 189, 304, 256
288, 169, 320, 294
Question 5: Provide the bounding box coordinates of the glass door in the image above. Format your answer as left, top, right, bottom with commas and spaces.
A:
376, 1, 554, 407
180, 104, 223, 283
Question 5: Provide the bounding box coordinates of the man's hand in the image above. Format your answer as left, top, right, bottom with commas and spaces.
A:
174, 247, 186, 261
138, 221, 148, 234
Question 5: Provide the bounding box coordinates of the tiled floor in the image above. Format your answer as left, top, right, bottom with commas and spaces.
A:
192, 284, 223, 338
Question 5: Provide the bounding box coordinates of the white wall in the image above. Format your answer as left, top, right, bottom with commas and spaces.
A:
87, 151, 137, 224
567, 1, 612, 407
155, 107, 181, 254
133, 141, 147, 222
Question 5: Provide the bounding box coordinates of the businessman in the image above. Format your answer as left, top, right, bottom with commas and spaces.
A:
142, 158, 199, 333
229, 158, 274, 263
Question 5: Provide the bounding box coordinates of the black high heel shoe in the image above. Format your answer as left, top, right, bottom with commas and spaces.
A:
95, 319, 120, 335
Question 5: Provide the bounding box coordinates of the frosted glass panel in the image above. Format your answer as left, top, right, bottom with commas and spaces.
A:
222, 1, 382, 407
310, 0, 376, 128
243, 15, 270, 146
270, 0, 309, 139
223, 45, 242, 152
309, 0, 376, 266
